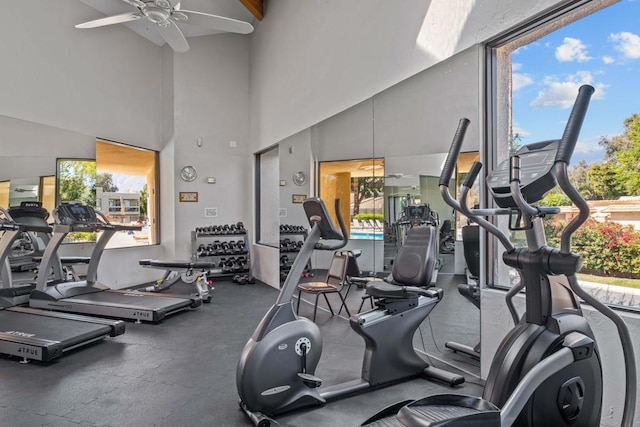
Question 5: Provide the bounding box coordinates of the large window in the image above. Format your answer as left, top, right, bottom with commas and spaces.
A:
487, 0, 640, 308
56, 140, 158, 249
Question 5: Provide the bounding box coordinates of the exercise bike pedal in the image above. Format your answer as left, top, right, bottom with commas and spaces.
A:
297, 372, 322, 388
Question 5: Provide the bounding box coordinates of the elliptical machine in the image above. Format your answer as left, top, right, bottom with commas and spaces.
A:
236, 199, 463, 426
362, 85, 636, 426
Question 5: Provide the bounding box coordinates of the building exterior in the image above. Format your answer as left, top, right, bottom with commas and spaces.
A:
96, 187, 141, 224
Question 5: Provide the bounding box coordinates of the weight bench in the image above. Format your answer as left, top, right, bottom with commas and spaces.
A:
138, 259, 214, 303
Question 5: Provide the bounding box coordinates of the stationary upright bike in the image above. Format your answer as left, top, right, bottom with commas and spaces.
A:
236, 199, 463, 426
362, 85, 636, 426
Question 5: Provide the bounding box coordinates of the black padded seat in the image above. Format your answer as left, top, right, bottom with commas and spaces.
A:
366, 281, 419, 299
32, 256, 91, 264
60, 256, 91, 264
359, 226, 438, 310
392, 225, 437, 286
144, 259, 217, 269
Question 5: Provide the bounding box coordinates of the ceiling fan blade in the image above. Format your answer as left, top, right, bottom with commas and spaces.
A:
178, 10, 254, 34
156, 20, 189, 52
75, 12, 142, 29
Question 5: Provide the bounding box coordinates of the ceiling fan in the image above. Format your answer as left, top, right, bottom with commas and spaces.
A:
11, 187, 37, 194
384, 173, 417, 179
75, 0, 254, 53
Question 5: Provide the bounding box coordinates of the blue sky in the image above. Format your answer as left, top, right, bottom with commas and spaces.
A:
512, 0, 640, 164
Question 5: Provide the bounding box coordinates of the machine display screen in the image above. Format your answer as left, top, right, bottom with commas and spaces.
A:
58, 203, 96, 224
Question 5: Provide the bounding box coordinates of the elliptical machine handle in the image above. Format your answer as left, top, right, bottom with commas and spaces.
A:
555, 85, 595, 165
463, 161, 482, 189
439, 118, 470, 187
315, 199, 349, 251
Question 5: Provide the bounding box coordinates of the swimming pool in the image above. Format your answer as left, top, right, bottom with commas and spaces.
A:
350, 231, 383, 240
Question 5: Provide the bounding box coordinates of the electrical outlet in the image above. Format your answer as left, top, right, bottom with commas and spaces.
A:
279, 208, 287, 217
204, 207, 218, 218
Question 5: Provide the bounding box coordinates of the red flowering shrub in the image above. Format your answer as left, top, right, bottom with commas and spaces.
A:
544, 219, 640, 278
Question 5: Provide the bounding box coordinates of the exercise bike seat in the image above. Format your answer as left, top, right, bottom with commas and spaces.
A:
366, 281, 443, 300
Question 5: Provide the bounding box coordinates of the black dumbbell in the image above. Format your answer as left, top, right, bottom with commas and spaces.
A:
236, 222, 246, 234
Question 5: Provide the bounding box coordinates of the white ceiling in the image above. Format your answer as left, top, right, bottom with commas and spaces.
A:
79, 0, 255, 46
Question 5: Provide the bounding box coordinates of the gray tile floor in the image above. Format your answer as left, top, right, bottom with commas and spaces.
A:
0, 255, 482, 426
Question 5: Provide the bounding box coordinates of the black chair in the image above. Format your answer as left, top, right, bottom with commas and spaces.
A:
358, 225, 437, 312
296, 253, 351, 322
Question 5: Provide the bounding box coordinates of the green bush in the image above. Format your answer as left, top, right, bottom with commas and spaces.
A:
63, 232, 98, 243
539, 192, 572, 207
353, 213, 384, 222
544, 219, 640, 278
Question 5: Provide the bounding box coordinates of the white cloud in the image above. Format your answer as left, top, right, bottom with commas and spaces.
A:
573, 136, 605, 156
512, 62, 522, 71
602, 56, 615, 64
530, 71, 607, 109
512, 123, 531, 138
512, 46, 528, 55
512, 73, 534, 91
555, 37, 591, 62
610, 32, 640, 59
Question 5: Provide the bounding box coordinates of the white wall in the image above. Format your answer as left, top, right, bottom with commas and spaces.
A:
0, 2, 253, 283
279, 129, 312, 229
249, 0, 565, 151
171, 34, 251, 258
0, 1, 163, 149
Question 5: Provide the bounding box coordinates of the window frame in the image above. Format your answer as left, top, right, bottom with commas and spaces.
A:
484, 0, 613, 289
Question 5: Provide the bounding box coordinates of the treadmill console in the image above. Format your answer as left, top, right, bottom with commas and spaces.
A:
487, 140, 559, 208
55, 202, 98, 226
8, 201, 49, 221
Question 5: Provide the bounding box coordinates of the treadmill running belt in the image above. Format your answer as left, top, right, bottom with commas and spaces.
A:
0, 310, 113, 349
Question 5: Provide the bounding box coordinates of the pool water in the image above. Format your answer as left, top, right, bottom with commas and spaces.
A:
350, 231, 383, 240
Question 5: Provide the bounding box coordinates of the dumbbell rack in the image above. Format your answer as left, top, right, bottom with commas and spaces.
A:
191, 223, 252, 282
279, 224, 312, 284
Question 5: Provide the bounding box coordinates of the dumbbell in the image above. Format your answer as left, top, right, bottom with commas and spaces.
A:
197, 244, 207, 257
236, 222, 246, 234
280, 255, 289, 268
236, 240, 246, 253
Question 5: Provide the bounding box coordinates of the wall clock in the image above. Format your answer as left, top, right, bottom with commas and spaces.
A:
180, 165, 198, 182
293, 171, 306, 186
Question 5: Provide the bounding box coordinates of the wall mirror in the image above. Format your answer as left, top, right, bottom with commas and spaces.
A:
262, 45, 482, 373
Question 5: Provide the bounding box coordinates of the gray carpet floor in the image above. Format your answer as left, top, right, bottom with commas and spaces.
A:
0, 255, 482, 426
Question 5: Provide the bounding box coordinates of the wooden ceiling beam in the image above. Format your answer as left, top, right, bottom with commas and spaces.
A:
239, 0, 264, 21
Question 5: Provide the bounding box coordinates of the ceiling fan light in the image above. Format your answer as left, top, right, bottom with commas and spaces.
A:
154, 0, 172, 9
144, 6, 170, 23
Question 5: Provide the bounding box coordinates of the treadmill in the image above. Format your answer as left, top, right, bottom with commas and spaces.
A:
8, 201, 93, 292
0, 213, 125, 363
30, 201, 201, 322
